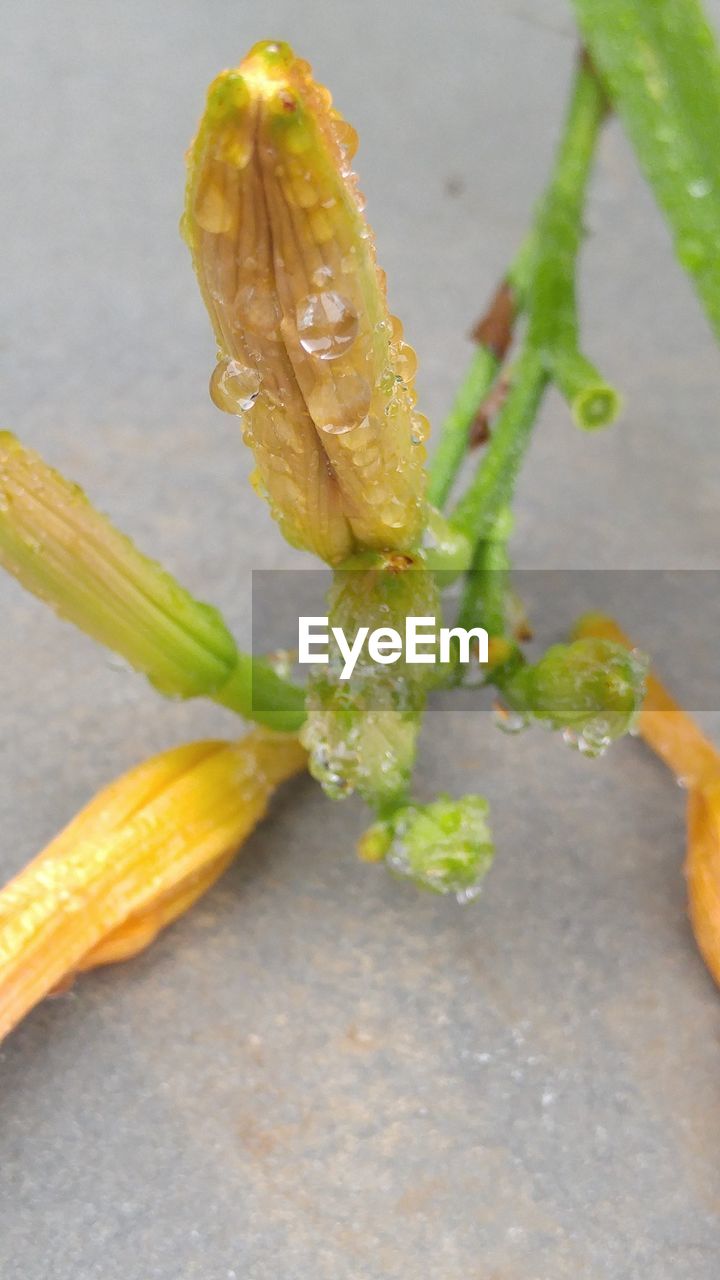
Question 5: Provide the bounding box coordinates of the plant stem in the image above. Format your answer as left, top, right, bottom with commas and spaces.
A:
427, 235, 537, 512
427, 346, 500, 511
524, 52, 617, 430
214, 655, 306, 732
457, 506, 514, 636
450, 350, 547, 547
571, 0, 720, 340
449, 53, 609, 555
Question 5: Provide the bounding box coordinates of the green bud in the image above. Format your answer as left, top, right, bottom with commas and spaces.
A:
361, 794, 495, 901
0, 432, 306, 730
301, 552, 441, 807
504, 637, 647, 756
0, 433, 236, 699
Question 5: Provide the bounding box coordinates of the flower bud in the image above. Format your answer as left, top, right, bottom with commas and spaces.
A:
0, 433, 307, 730
0, 730, 306, 1040
300, 552, 440, 806
0, 432, 237, 699
359, 794, 495, 902
503, 636, 647, 756
184, 40, 428, 563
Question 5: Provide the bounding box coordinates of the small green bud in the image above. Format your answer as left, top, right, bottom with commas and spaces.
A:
504, 637, 647, 756
362, 794, 495, 902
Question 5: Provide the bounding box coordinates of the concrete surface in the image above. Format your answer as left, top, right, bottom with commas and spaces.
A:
1, 1, 719, 1276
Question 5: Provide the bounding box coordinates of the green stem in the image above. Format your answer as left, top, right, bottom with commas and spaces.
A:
457, 507, 513, 636
449, 349, 547, 547
571, 0, 720, 340
449, 53, 609, 553
549, 347, 621, 430
525, 53, 618, 430
214, 656, 306, 732
427, 234, 537, 512
427, 346, 499, 511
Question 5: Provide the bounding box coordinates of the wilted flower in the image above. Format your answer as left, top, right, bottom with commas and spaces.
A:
0, 730, 306, 1041
183, 40, 428, 563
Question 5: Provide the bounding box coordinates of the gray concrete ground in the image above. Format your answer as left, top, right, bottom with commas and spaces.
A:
1, 2, 719, 1276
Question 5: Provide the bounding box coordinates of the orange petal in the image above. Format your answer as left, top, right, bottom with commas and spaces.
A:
686, 781, 720, 987
574, 612, 720, 988
0, 730, 306, 1040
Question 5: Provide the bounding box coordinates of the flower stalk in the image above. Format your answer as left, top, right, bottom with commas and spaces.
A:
448, 53, 615, 560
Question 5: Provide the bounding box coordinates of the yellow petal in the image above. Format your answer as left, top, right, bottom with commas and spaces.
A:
0, 730, 306, 1040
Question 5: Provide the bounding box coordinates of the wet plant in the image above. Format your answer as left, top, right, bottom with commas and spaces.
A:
2, 4, 720, 1038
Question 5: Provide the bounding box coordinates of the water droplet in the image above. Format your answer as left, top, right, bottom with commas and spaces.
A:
410, 412, 430, 445
688, 177, 712, 199
493, 704, 527, 734
312, 265, 333, 287
296, 291, 359, 359
236, 284, 281, 338
333, 118, 359, 162
562, 724, 610, 758
209, 358, 261, 414
194, 167, 234, 234
307, 373, 371, 434
394, 340, 417, 382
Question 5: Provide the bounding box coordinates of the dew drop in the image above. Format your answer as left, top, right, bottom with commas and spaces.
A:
410, 412, 431, 445
493, 705, 527, 734
307, 373, 371, 434
312, 265, 333, 287
687, 177, 712, 199
236, 284, 281, 338
394, 340, 417, 382
194, 168, 234, 234
296, 291, 359, 359
209, 358, 261, 414
334, 118, 359, 162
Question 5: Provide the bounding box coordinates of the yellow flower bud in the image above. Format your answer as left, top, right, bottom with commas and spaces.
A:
0, 730, 306, 1040
184, 40, 428, 563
